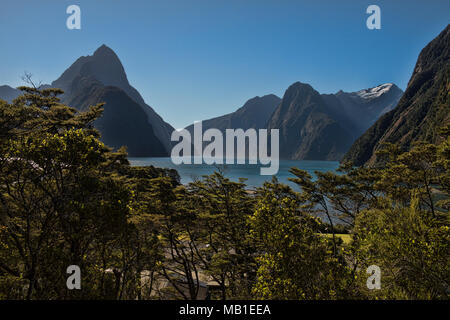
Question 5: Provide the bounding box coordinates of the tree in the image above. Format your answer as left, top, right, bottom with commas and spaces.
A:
250, 178, 355, 300
353, 194, 449, 299
351, 132, 450, 299
181, 172, 256, 299
0, 87, 132, 299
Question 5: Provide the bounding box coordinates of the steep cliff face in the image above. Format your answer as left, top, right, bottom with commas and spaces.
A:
61, 75, 167, 156
184, 79, 402, 161
266, 82, 350, 160
52, 45, 174, 156
343, 24, 450, 166
266, 81, 402, 161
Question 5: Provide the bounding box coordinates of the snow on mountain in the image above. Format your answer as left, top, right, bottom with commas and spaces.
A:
356, 83, 394, 100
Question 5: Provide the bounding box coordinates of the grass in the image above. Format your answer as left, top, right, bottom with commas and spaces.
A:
322, 233, 352, 245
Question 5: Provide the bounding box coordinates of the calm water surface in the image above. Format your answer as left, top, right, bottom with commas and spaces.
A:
129, 157, 339, 189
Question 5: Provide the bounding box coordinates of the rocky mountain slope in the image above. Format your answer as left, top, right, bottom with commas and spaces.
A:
343, 24, 450, 166
51, 45, 174, 156
266, 81, 402, 161
185, 82, 401, 161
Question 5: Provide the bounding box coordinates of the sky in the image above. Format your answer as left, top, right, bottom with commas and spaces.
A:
0, 0, 449, 129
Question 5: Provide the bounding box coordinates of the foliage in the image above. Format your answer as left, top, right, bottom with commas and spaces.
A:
0, 88, 448, 300
250, 179, 356, 299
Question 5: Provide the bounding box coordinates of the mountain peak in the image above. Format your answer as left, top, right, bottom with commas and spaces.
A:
93, 44, 117, 58
283, 82, 321, 104
244, 94, 280, 105
51, 45, 175, 155
355, 83, 397, 100
53, 44, 128, 92
289, 81, 314, 91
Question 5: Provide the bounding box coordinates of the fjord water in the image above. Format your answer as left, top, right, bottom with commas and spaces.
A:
129, 157, 339, 189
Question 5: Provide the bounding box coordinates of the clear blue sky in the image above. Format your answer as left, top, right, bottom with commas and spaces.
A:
0, 0, 449, 128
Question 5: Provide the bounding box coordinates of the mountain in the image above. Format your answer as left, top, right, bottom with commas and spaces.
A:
267, 82, 352, 160
323, 83, 403, 135
266, 82, 402, 161
185, 94, 281, 134
184, 82, 401, 161
0, 44, 404, 160
58, 75, 167, 156
0, 85, 20, 103
51, 44, 174, 156
343, 24, 450, 166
